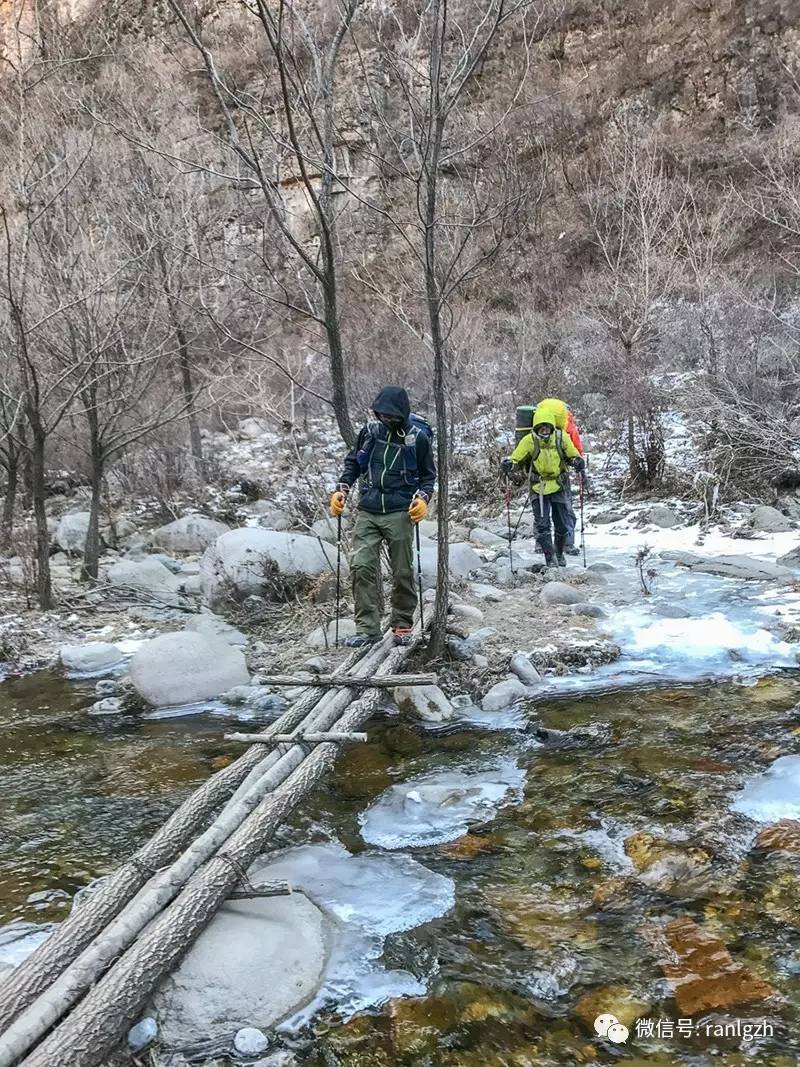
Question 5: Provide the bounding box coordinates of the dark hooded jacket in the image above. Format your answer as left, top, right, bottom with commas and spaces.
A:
339, 386, 436, 514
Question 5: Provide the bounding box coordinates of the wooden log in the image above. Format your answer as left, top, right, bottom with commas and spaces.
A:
225, 731, 368, 745
0, 635, 404, 1065
258, 672, 437, 687
18, 644, 417, 1067
227, 880, 290, 900
0, 640, 388, 1035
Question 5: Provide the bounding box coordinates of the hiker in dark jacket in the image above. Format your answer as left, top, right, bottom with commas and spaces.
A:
330, 386, 436, 647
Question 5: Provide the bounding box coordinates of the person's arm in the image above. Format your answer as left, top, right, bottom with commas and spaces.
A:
416, 433, 436, 501
339, 427, 369, 489
509, 434, 534, 466
567, 413, 584, 455
562, 432, 585, 471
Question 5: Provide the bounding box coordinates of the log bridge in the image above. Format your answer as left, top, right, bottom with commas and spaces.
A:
0, 626, 428, 1067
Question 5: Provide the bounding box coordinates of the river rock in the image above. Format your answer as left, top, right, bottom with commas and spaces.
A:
127, 1017, 158, 1052
153, 515, 230, 554
105, 558, 183, 605
306, 619, 356, 648
88, 697, 124, 716
646, 505, 679, 528
662, 551, 794, 582
394, 684, 454, 724
469, 527, 506, 547
129, 631, 249, 708
509, 652, 541, 687
152, 895, 329, 1044
624, 832, 710, 893
469, 583, 506, 602
754, 820, 800, 854
588, 562, 616, 573
200, 528, 341, 608
418, 519, 439, 540
540, 581, 585, 606
60, 642, 123, 674
482, 676, 529, 711
185, 614, 247, 647
449, 603, 484, 625
571, 602, 607, 619
657, 916, 777, 1015
778, 545, 800, 568
574, 986, 651, 1033
749, 505, 792, 532
53, 511, 90, 553
309, 517, 339, 543
234, 1027, 270, 1056
417, 542, 482, 589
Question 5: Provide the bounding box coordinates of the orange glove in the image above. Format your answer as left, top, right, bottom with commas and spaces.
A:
330, 490, 347, 517
408, 495, 428, 524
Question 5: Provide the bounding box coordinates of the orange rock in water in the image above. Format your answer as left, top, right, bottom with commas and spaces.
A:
439, 833, 503, 860
755, 819, 800, 854
661, 917, 778, 1015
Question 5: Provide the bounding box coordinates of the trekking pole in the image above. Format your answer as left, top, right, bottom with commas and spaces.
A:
504, 477, 515, 574
415, 522, 425, 629
511, 492, 529, 540
335, 513, 342, 647
579, 474, 587, 569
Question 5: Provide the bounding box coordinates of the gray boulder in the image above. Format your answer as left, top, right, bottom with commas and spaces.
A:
418, 519, 439, 540
305, 618, 356, 648
749, 505, 792, 533
469, 527, 506, 547
418, 541, 482, 590
593, 510, 622, 525
309, 517, 339, 543
60, 642, 123, 674
129, 631, 249, 708
540, 581, 585, 606
469, 582, 506, 602
201, 528, 342, 608
571, 603, 607, 619
646, 505, 679, 528
148, 553, 183, 574
87, 697, 124, 716
394, 684, 454, 724
105, 558, 184, 606
185, 614, 247, 647
152, 515, 230, 554
449, 603, 484, 625
509, 652, 541, 687
152, 895, 329, 1044
588, 562, 616, 573
663, 551, 794, 582
778, 545, 800, 569
482, 676, 529, 712
54, 512, 90, 553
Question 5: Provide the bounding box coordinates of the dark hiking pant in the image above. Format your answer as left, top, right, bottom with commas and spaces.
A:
351, 510, 418, 635
532, 491, 570, 560
563, 478, 577, 548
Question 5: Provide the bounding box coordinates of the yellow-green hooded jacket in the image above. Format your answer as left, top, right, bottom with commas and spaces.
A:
509, 400, 581, 495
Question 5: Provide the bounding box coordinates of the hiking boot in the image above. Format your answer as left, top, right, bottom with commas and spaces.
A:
344, 633, 381, 649
556, 553, 567, 568
543, 552, 558, 569
565, 546, 581, 556
392, 627, 413, 646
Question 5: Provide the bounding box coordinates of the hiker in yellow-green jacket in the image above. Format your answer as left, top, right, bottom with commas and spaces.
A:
501, 400, 586, 568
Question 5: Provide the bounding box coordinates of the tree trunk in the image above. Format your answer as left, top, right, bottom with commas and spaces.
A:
29, 425, 51, 610
1, 447, 18, 548
176, 322, 205, 475
81, 455, 103, 583
322, 276, 355, 450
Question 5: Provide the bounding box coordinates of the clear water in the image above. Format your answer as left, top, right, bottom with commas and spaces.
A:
2, 669, 800, 1065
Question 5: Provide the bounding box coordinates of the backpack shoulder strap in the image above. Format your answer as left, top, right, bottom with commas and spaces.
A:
554, 429, 567, 466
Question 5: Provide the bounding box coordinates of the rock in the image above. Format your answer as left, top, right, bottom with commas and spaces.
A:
645, 504, 679, 528
574, 986, 650, 1033
663, 551, 794, 582
778, 545, 800, 568
540, 581, 585, 606
127, 1017, 157, 1052
53, 511, 91, 553
438, 833, 504, 860
469, 583, 506, 602
237, 417, 271, 438
447, 637, 474, 662
185, 614, 247, 647
657, 916, 777, 1015
87, 697, 124, 716
252, 1053, 297, 1067
623, 832, 710, 893
588, 562, 616, 573
593, 510, 622, 525
306, 618, 356, 648
234, 1027, 270, 1056
153, 514, 230, 554
473, 654, 489, 669
482, 676, 529, 712
95, 678, 121, 696
60, 642, 123, 674
418, 519, 439, 540
152, 895, 329, 1044
394, 684, 454, 724
449, 603, 484, 624
509, 652, 541, 687
469, 527, 506, 547
417, 541, 482, 589
129, 631, 249, 708
219, 686, 285, 714
754, 819, 800, 853
105, 558, 183, 605
302, 656, 327, 673
148, 553, 183, 574
749, 505, 792, 532
200, 528, 342, 608
309, 517, 339, 543
571, 602, 606, 619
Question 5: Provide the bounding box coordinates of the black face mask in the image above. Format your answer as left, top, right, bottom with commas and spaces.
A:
376, 413, 403, 432
535, 425, 554, 439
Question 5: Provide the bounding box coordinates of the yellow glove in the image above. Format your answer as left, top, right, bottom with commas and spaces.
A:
330, 490, 347, 517
409, 495, 428, 524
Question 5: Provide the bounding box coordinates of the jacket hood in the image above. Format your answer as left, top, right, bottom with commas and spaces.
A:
539, 397, 568, 430
372, 386, 411, 422
532, 400, 560, 430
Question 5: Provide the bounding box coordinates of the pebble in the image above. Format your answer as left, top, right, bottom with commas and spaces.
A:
127, 1017, 157, 1052
87, 698, 124, 716
234, 1027, 270, 1056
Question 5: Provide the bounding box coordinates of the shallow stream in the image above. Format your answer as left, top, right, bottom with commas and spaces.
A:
2, 667, 800, 1064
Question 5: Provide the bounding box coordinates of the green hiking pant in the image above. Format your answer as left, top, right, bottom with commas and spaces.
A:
351, 509, 418, 635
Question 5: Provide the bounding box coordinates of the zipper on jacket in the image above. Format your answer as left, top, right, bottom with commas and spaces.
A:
380, 433, 401, 514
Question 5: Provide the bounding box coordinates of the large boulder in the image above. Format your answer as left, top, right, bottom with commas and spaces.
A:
778, 545, 800, 569
540, 581, 585, 606
481, 676, 530, 712
749, 505, 792, 532
469, 527, 506, 547
185, 614, 247, 647
152, 895, 329, 1045
60, 642, 124, 675
646, 505, 679, 528
105, 558, 184, 606
152, 515, 230, 554
53, 512, 90, 553
129, 631, 249, 708
661, 550, 794, 582
200, 528, 341, 608
394, 684, 455, 724
306, 618, 357, 648
418, 542, 482, 590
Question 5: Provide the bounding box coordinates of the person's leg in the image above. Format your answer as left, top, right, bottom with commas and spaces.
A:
563, 477, 578, 550
552, 499, 570, 566
383, 510, 417, 630
349, 511, 383, 638
533, 494, 555, 564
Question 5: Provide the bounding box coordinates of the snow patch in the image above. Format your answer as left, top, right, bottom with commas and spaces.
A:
731, 756, 800, 823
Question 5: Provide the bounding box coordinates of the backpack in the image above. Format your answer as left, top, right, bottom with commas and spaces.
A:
356, 413, 434, 476
520, 428, 568, 474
